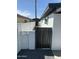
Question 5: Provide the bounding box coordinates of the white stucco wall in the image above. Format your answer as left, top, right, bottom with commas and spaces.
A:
52, 14, 61, 50
17, 23, 22, 53
21, 22, 35, 31
21, 31, 35, 49
17, 32, 21, 53
17, 22, 35, 53
39, 14, 54, 28
21, 32, 29, 49
28, 31, 35, 49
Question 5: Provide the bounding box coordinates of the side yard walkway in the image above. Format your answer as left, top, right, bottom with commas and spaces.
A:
17, 49, 61, 59
17, 49, 53, 59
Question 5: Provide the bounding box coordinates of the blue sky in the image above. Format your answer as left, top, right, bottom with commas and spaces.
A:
17, 0, 61, 18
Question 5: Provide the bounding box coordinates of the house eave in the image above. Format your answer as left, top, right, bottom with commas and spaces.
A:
40, 3, 61, 19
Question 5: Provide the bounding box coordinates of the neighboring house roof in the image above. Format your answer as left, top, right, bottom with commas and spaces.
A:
17, 14, 31, 20
41, 3, 61, 19
17, 14, 32, 23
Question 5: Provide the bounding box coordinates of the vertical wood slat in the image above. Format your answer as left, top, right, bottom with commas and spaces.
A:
36, 28, 52, 48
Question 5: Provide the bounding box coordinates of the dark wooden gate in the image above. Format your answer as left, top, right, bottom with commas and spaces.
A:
36, 28, 52, 49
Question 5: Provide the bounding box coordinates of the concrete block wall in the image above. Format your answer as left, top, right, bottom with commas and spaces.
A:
21, 31, 35, 50
17, 32, 21, 53
17, 31, 35, 53
17, 22, 35, 53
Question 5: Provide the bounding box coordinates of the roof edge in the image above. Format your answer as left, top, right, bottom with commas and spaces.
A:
40, 3, 61, 19
17, 14, 31, 20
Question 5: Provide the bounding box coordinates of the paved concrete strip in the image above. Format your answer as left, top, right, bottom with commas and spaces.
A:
17, 55, 27, 58
45, 56, 54, 59
45, 56, 61, 59
54, 56, 61, 59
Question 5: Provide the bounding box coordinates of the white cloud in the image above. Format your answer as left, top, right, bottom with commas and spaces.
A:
17, 9, 40, 19
17, 10, 32, 18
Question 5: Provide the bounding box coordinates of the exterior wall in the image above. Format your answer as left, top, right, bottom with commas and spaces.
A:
17, 31, 35, 53
20, 22, 35, 31
17, 22, 35, 53
21, 32, 29, 49
17, 32, 22, 53
52, 14, 61, 50
17, 24, 21, 53
17, 22, 35, 31
28, 31, 35, 49
21, 31, 35, 49
38, 13, 54, 28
